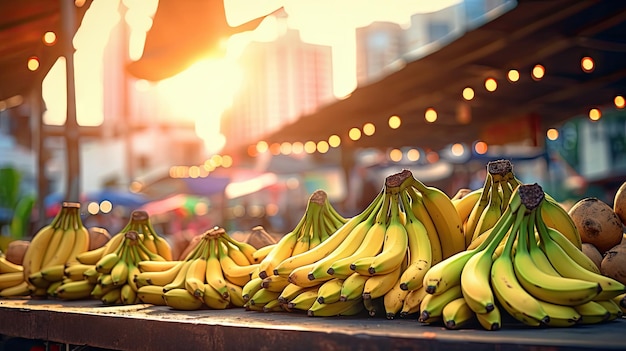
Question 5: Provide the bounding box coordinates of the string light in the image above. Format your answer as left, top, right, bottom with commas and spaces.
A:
349, 127, 362, 141
388, 115, 401, 129
256, 141, 268, 153
292, 141, 304, 154
615, 95, 625, 109
589, 108, 601, 121
474, 141, 488, 154
507, 69, 520, 82
407, 148, 420, 161
425, 108, 437, 123
304, 141, 317, 154
389, 149, 403, 162
485, 78, 497, 92
27, 57, 40, 71
363, 122, 376, 136
317, 140, 329, 153
581, 56, 594, 73
532, 64, 545, 80
546, 128, 559, 140
43, 31, 57, 46
328, 134, 341, 147
462, 87, 474, 100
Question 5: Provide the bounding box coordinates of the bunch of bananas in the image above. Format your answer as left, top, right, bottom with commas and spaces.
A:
419, 183, 626, 330
50, 210, 173, 302
0, 252, 30, 297
455, 159, 581, 250
243, 170, 465, 318
21, 202, 90, 298
135, 226, 259, 310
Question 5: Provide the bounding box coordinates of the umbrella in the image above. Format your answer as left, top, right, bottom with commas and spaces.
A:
138, 193, 210, 217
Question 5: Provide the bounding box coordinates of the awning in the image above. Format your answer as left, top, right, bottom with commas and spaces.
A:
247, 0, 626, 153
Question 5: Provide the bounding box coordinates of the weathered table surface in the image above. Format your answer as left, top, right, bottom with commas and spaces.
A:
0, 298, 623, 351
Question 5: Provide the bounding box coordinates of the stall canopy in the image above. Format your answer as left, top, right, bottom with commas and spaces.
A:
251, 0, 626, 153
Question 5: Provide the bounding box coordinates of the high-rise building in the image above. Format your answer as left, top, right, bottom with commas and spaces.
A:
355, 22, 405, 86
222, 21, 334, 152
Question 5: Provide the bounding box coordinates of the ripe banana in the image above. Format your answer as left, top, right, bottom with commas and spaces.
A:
419, 284, 463, 323
0, 281, 32, 297
541, 196, 582, 249
452, 188, 481, 224
205, 239, 229, 300
411, 176, 465, 258
367, 193, 408, 276
257, 230, 299, 279
442, 297, 475, 330
287, 288, 319, 310
400, 284, 428, 318
0, 255, 23, 274
476, 305, 501, 331
137, 285, 166, 305
203, 283, 230, 309
316, 278, 344, 304
398, 190, 431, 292
362, 262, 402, 300
0, 271, 26, 290
340, 272, 370, 302
382, 277, 408, 319
307, 298, 364, 317
164, 288, 204, 310
407, 187, 443, 265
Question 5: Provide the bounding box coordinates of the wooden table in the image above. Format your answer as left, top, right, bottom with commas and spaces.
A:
0, 298, 624, 351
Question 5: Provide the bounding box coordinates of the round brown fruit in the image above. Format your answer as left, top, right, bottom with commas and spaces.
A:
614, 181, 626, 226
581, 243, 603, 271
5, 240, 29, 265
88, 227, 111, 251
568, 197, 623, 253
600, 242, 626, 285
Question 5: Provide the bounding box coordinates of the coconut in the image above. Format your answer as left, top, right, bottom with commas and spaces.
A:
5, 240, 29, 265
581, 243, 603, 271
568, 197, 623, 253
614, 181, 626, 226
88, 227, 111, 251
600, 242, 626, 285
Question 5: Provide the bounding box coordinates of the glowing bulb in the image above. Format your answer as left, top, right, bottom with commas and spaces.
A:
462, 87, 474, 101
304, 141, 316, 154
363, 122, 375, 136
507, 69, 520, 82
485, 78, 497, 92
43, 31, 57, 45
388, 115, 401, 129
546, 128, 559, 140
589, 108, 601, 121
407, 149, 420, 161
532, 64, 545, 80
474, 141, 488, 154
317, 140, 329, 153
425, 108, 437, 123
349, 128, 362, 141
27, 57, 40, 71
280, 142, 292, 155
581, 56, 594, 73
451, 143, 464, 157
256, 141, 268, 153
292, 142, 304, 154
328, 135, 341, 147
389, 149, 403, 162
614, 95, 625, 109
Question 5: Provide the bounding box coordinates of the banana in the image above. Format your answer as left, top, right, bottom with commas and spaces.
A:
490, 211, 549, 326
252, 243, 277, 263
242, 276, 263, 302
536, 300, 581, 327
382, 277, 408, 319
39, 264, 66, 282
218, 239, 259, 287
28, 271, 50, 289
614, 292, 626, 314
153, 235, 174, 262
185, 258, 208, 298
536, 211, 626, 301
462, 204, 524, 314
452, 188, 481, 224
364, 296, 385, 317
340, 272, 370, 302
137, 285, 166, 305
120, 283, 138, 305
407, 187, 443, 265
95, 252, 121, 275
262, 298, 284, 312
316, 278, 344, 304
400, 284, 428, 318
0, 281, 33, 297
223, 240, 253, 267
411, 177, 465, 258
64, 263, 93, 281
278, 283, 313, 304
203, 283, 230, 309
574, 300, 611, 324
463, 173, 493, 249
220, 232, 258, 265
442, 297, 475, 330
248, 288, 280, 306
224, 280, 246, 307
261, 274, 290, 293
46, 280, 64, 297
101, 287, 122, 305
596, 299, 623, 321
205, 239, 229, 300
362, 262, 402, 300
54, 279, 94, 300
419, 284, 463, 323
135, 261, 185, 287
422, 249, 475, 296
287, 288, 320, 310
515, 212, 600, 306
349, 256, 376, 276
138, 260, 180, 272
398, 190, 431, 292
164, 288, 204, 310
82, 266, 100, 284
326, 211, 386, 279
542, 222, 600, 274
541, 196, 582, 249
110, 251, 130, 286
76, 246, 107, 265
103, 232, 126, 256
273, 190, 384, 277
287, 262, 327, 288
476, 305, 501, 331
471, 176, 502, 243
22, 220, 58, 284
0, 271, 26, 290
0, 256, 23, 274
307, 196, 384, 281
43, 212, 78, 269
367, 193, 408, 276
257, 230, 299, 279
65, 212, 90, 264
307, 298, 364, 317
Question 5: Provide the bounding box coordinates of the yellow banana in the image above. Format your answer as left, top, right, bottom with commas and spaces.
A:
203, 283, 231, 309
363, 262, 402, 300
224, 280, 246, 307
218, 239, 258, 287
219, 232, 257, 265
471, 177, 502, 243
536, 300, 581, 327
407, 187, 444, 266
185, 247, 208, 297
110, 250, 130, 286
64, 263, 93, 281
316, 278, 344, 304
382, 277, 408, 319
286, 288, 319, 311
476, 305, 502, 331
205, 239, 229, 300
442, 297, 476, 330
596, 299, 622, 321
241, 276, 263, 302
261, 274, 290, 292
153, 235, 174, 261
452, 188, 482, 224
138, 260, 180, 272
0, 281, 33, 297
367, 193, 408, 276
257, 228, 299, 279
574, 300, 610, 324
40, 264, 66, 282
162, 259, 193, 292
0, 271, 26, 290
137, 284, 166, 305
120, 283, 138, 305
419, 284, 463, 323
463, 173, 493, 248
76, 246, 107, 265
273, 190, 385, 277
541, 196, 582, 249
248, 288, 280, 306
307, 298, 364, 317
278, 283, 314, 304
65, 212, 90, 264
54, 279, 93, 300
22, 222, 58, 284
134, 260, 185, 287
398, 189, 432, 292
95, 252, 121, 274
164, 288, 204, 310
542, 220, 600, 274
400, 284, 428, 318
251, 243, 277, 263
339, 272, 369, 302
101, 287, 122, 305
411, 176, 465, 258
0, 256, 23, 274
